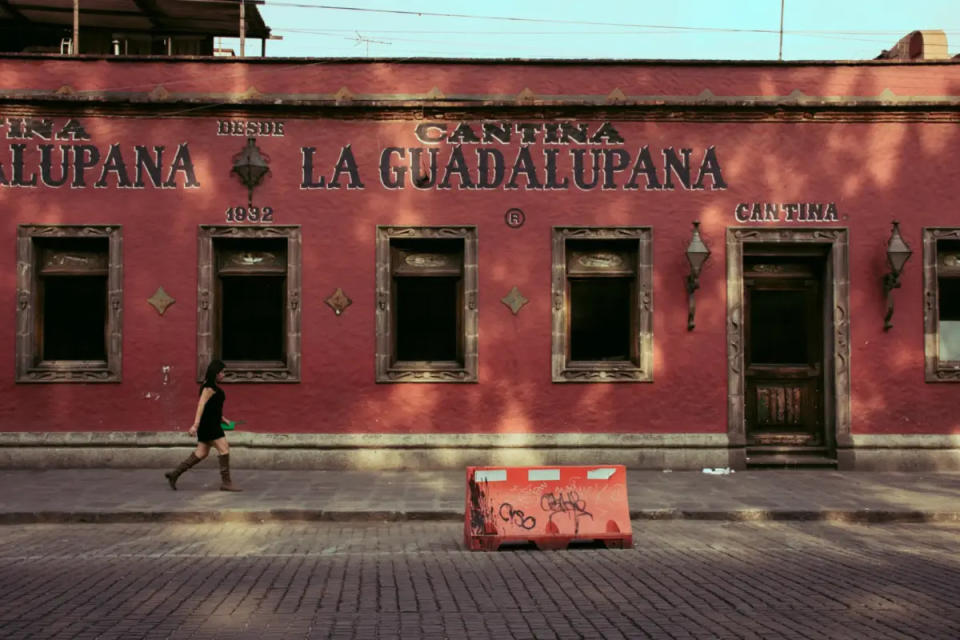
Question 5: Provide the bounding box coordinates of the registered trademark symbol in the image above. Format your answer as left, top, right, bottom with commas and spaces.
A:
505, 208, 526, 228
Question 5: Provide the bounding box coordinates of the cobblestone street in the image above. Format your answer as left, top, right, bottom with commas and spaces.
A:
1, 521, 958, 639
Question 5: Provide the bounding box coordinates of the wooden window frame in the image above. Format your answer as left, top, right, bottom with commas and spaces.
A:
923, 228, 960, 382
551, 227, 653, 383
198, 225, 301, 383
375, 226, 478, 383
16, 224, 123, 383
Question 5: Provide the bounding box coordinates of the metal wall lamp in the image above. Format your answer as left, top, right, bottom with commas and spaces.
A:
883, 220, 912, 331
685, 221, 711, 331
231, 137, 270, 206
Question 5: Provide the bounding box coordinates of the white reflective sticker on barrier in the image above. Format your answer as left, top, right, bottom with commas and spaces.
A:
528, 469, 560, 481
473, 469, 507, 482
587, 467, 617, 480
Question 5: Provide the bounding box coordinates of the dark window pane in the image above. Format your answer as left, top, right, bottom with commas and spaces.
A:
42, 276, 106, 360
396, 277, 459, 362
750, 289, 807, 364
570, 278, 631, 361
940, 278, 960, 321
939, 278, 960, 361
221, 276, 284, 361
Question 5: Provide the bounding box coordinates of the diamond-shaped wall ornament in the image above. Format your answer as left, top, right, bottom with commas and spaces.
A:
239, 86, 262, 100
606, 88, 627, 104
501, 286, 529, 315
148, 85, 170, 100
516, 87, 537, 104
325, 287, 353, 316
147, 287, 176, 315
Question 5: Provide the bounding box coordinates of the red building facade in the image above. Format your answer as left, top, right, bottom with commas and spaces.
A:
1, 55, 958, 470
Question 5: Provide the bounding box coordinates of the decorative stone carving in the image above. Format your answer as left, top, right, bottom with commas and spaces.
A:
501, 287, 529, 315
239, 86, 262, 100
147, 287, 175, 315
148, 85, 170, 100
516, 88, 537, 104
578, 253, 623, 268
325, 288, 353, 316
606, 88, 627, 104
559, 368, 649, 382
385, 370, 469, 381
404, 253, 450, 268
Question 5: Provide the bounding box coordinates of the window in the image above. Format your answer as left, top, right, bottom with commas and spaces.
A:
16, 225, 122, 382
197, 226, 301, 383
923, 229, 960, 381
552, 227, 652, 382
376, 226, 478, 382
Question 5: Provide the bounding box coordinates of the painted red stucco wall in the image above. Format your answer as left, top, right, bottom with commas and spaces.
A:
0, 57, 958, 437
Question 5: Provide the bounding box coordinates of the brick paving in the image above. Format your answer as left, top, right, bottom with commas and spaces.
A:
1, 521, 959, 639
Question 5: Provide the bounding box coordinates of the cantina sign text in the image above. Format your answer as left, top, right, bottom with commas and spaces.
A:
0, 117, 726, 192
0, 117, 199, 188
302, 121, 726, 192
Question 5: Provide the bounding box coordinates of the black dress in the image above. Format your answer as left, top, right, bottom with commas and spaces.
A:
196, 383, 226, 442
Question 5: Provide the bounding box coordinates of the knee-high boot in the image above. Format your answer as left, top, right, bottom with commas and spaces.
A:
165, 453, 201, 490
218, 453, 242, 492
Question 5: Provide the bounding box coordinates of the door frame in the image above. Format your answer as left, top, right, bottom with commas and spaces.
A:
726, 228, 851, 468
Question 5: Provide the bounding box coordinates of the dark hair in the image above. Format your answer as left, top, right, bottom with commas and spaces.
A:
201, 359, 225, 393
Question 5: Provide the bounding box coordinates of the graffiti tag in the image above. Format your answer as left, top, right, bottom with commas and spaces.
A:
498, 502, 537, 530
540, 490, 594, 531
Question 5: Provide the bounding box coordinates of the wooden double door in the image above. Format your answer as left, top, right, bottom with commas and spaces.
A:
743, 253, 827, 448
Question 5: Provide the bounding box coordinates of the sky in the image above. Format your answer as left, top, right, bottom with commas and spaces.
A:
219, 0, 960, 60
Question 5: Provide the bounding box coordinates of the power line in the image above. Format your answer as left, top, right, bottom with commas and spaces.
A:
258, 2, 960, 38
271, 25, 912, 46
254, 2, 828, 34
266, 26, 960, 37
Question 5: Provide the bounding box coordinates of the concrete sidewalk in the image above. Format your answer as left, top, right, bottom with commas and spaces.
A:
1, 468, 959, 524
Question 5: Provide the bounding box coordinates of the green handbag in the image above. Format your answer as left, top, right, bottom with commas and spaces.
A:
220, 419, 243, 431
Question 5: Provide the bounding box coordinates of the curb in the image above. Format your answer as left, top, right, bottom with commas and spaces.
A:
1, 509, 958, 525
0, 510, 465, 525
631, 509, 960, 523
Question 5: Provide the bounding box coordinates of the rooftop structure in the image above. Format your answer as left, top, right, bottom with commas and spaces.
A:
0, 0, 270, 56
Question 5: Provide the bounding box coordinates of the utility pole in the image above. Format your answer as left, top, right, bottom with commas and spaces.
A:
73, 0, 79, 55
239, 0, 246, 57
778, 0, 785, 61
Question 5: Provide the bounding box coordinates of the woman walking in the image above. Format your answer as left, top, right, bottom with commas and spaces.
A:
165, 359, 242, 491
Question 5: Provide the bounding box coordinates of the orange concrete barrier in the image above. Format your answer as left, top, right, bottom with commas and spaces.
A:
464, 465, 632, 551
